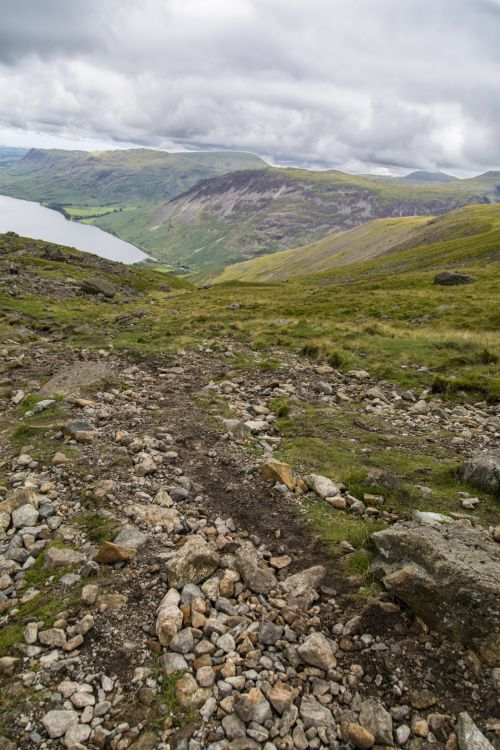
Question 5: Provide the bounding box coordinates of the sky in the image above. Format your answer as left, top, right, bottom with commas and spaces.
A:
0, 0, 499, 176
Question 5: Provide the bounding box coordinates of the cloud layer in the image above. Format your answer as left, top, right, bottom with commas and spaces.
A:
1, 0, 499, 174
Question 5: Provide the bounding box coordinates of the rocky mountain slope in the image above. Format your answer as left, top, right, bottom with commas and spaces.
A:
0, 234, 499, 749
0, 148, 267, 205
209, 204, 500, 283
131, 168, 500, 274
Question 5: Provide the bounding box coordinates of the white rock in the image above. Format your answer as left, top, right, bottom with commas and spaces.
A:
42, 709, 79, 739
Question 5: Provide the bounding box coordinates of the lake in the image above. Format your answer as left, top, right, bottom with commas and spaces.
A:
0, 194, 149, 264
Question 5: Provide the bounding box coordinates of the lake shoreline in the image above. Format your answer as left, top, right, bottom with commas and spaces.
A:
0, 194, 149, 265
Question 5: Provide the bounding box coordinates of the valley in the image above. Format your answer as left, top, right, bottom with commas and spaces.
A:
1, 149, 499, 275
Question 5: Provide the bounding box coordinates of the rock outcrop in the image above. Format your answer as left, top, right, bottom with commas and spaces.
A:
459, 452, 500, 495
371, 521, 500, 664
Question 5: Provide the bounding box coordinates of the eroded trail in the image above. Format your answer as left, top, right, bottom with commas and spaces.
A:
0, 343, 499, 750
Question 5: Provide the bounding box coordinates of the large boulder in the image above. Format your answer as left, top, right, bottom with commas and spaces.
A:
297, 632, 336, 670
282, 565, 326, 599
434, 271, 472, 286
459, 452, 500, 495
371, 522, 500, 664
304, 473, 340, 499
165, 535, 219, 588
80, 277, 117, 297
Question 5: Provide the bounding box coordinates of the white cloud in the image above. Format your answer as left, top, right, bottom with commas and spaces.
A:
0, 0, 499, 174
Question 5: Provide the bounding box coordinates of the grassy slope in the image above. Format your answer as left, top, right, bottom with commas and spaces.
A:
210, 204, 500, 282
2, 215, 498, 400
0, 147, 267, 205
134, 167, 500, 273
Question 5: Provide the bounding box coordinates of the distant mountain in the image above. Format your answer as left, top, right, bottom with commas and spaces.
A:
1, 147, 499, 275
0, 147, 267, 204
210, 203, 500, 283
0, 146, 28, 167
403, 170, 458, 183
118, 166, 500, 273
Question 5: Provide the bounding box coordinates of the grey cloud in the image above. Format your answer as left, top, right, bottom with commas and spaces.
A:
0, 0, 499, 174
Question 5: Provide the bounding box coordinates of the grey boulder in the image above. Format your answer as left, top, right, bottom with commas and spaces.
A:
456, 712, 494, 750
234, 542, 277, 594
371, 521, 500, 664
459, 452, 500, 495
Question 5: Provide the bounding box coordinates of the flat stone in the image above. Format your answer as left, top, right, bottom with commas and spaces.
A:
161, 652, 188, 675
64, 724, 91, 748
223, 419, 252, 443
282, 565, 326, 598
358, 698, 393, 746
11, 504, 39, 529
80, 277, 117, 297
63, 420, 96, 443
345, 722, 376, 749
459, 452, 500, 495
305, 473, 341, 499
372, 521, 500, 664
260, 459, 296, 490
94, 541, 137, 564
299, 694, 336, 731
113, 526, 147, 549
170, 628, 194, 654
39, 628, 66, 648
434, 271, 472, 286
165, 535, 220, 588
43, 547, 85, 570
258, 621, 284, 646
235, 688, 273, 725
266, 686, 293, 715
124, 503, 180, 532
234, 542, 277, 594
41, 710, 79, 739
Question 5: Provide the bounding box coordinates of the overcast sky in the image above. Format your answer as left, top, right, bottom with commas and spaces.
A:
0, 0, 499, 176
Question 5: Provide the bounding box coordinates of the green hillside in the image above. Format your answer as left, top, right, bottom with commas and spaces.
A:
128, 167, 500, 274
0, 147, 266, 205
1, 148, 499, 275
2, 219, 498, 402
210, 204, 500, 283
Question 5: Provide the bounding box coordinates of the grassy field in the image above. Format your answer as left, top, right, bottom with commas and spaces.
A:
2, 219, 498, 401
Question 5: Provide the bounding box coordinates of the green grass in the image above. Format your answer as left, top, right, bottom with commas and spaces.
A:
2, 230, 499, 402
276, 402, 499, 523
74, 512, 121, 543
0, 544, 84, 658
305, 499, 385, 551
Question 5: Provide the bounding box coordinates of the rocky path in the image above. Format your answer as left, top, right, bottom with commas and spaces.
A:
0, 343, 499, 750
